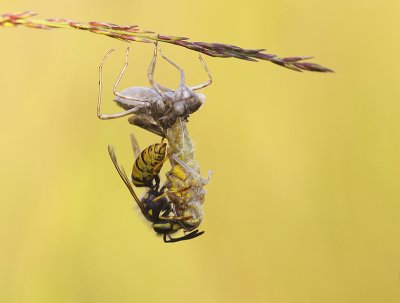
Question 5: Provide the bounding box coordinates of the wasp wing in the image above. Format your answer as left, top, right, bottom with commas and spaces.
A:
130, 133, 141, 158
107, 145, 145, 213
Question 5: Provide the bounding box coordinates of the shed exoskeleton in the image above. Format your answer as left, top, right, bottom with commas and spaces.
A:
97, 44, 212, 131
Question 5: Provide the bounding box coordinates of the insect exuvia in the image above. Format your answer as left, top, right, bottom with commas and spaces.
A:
97, 43, 212, 132
162, 117, 211, 231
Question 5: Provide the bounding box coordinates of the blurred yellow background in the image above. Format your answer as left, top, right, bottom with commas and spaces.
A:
1, 1, 400, 302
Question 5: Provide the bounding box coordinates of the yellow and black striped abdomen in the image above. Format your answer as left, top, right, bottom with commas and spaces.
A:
131, 142, 167, 187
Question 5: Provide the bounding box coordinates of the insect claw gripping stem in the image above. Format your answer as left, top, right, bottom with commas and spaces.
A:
190, 55, 213, 91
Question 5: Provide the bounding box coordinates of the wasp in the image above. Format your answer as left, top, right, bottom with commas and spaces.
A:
130, 134, 167, 189
97, 43, 212, 133
125, 117, 211, 233
108, 135, 204, 243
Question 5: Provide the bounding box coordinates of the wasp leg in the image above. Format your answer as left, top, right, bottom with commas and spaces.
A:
190, 55, 213, 91
163, 230, 205, 243
128, 115, 165, 138
170, 154, 209, 184
158, 183, 169, 194
159, 214, 192, 221
158, 47, 186, 86
152, 186, 191, 202
153, 174, 161, 191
